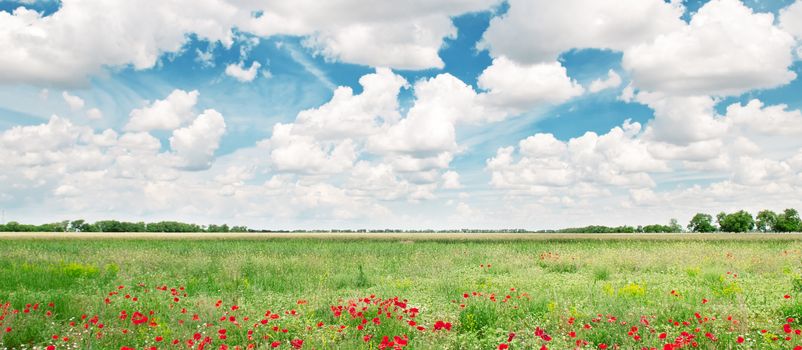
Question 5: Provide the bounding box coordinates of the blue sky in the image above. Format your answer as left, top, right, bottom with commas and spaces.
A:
1, 0, 802, 229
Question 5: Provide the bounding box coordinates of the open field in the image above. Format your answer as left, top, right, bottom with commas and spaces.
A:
1, 237, 802, 349
2, 232, 802, 241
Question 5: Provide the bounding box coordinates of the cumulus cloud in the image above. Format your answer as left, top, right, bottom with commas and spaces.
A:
268, 123, 357, 174
169, 109, 227, 170
293, 68, 408, 139
224, 61, 262, 82
0, 97, 236, 226
244, 0, 499, 70
636, 93, 727, 145
368, 73, 475, 155
441, 170, 461, 189
62, 91, 85, 111
263, 69, 468, 202
479, 0, 684, 63
623, 0, 796, 96
124, 89, 199, 131
486, 96, 802, 227
0, 1, 242, 85
0, 0, 503, 85
487, 120, 665, 193
477, 57, 584, 113
780, 1, 802, 40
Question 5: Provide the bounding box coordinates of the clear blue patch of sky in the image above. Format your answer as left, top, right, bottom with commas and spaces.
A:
438, 11, 495, 89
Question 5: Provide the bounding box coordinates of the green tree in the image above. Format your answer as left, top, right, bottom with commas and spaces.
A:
775, 208, 801, 232
642, 224, 672, 233
755, 210, 777, 232
687, 213, 716, 232
717, 210, 755, 233
716, 212, 726, 228
69, 219, 88, 232
669, 218, 682, 233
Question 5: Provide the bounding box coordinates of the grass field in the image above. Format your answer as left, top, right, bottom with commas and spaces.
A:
1, 235, 802, 349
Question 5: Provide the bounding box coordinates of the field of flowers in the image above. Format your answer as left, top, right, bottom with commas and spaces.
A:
1, 237, 801, 349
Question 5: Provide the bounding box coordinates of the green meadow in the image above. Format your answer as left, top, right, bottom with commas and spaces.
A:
1, 237, 801, 349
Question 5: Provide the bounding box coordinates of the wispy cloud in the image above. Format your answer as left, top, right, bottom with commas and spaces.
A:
281, 42, 337, 91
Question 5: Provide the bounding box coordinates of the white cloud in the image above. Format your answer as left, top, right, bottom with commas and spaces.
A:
636, 93, 727, 145
62, 91, 85, 111
518, 133, 567, 158
86, 108, 103, 120
484, 95, 802, 228
725, 99, 802, 137
195, 47, 216, 68
477, 57, 584, 113
169, 109, 227, 170
124, 89, 199, 131
780, 0, 802, 40
589, 69, 622, 93
268, 123, 357, 174
245, 0, 500, 70
0, 2, 242, 85
224, 61, 262, 82
623, 0, 796, 96
0, 0, 503, 85
479, 0, 684, 63
256, 69, 463, 203
487, 120, 665, 193
368, 74, 471, 155
293, 68, 407, 139
441, 170, 461, 189
1, 115, 88, 156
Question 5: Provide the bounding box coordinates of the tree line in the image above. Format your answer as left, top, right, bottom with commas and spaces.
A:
687, 208, 801, 233
0, 220, 248, 233
0, 209, 799, 233
539, 219, 684, 234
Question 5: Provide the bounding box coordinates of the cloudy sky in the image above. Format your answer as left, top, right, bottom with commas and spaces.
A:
2, 0, 802, 229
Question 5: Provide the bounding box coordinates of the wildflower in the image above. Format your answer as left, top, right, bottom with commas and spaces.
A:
433, 320, 452, 331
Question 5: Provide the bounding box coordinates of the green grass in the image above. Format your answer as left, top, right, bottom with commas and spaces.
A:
0, 238, 800, 349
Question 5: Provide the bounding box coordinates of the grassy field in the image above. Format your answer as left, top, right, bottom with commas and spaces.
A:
1, 236, 802, 349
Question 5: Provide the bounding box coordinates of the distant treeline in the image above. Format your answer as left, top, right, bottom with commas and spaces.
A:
0, 220, 248, 233
0, 208, 799, 233
539, 223, 682, 234
538, 208, 801, 233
